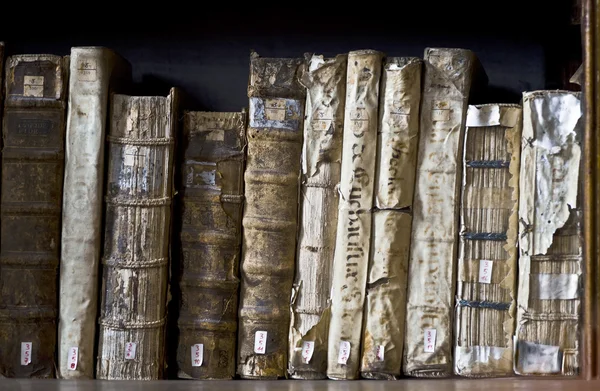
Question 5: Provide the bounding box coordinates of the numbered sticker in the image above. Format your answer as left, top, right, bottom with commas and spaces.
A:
124, 342, 137, 360
254, 331, 267, 354
479, 259, 493, 284
424, 329, 437, 353
68, 347, 79, 370
21, 342, 32, 366
338, 341, 350, 365
191, 344, 203, 367
376, 345, 385, 361
23, 76, 44, 97
301, 341, 315, 364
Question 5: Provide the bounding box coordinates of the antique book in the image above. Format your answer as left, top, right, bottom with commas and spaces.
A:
0, 54, 69, 378
238, 52, 305, 379
58, 46, 132, 379
174, 111, 246, 379
403, 48, 485, 377
360, 57, 422, 379
327, 49, 383, 380
453, 104, 522, 377
514, 90, 583, 376
96, 88, 178, 380
288, 53, 347, 380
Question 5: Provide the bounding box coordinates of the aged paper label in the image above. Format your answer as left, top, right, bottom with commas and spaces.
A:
338, 341, 351, 364
23, 75, 44, 97
254, 331, 267, 354
77, 57, 97, 82
191, 344, 203, 367
424, 329, 436, 353
302, 341, 315, 364
124, 342, 137, 360
21, 342, 32, 365
478, 260, 493, 284
68, 347, 79, 370
265, 98, 287, 121
376, 345, 385, 361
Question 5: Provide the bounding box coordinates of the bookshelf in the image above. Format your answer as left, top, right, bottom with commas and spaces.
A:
0, 0, 597, 388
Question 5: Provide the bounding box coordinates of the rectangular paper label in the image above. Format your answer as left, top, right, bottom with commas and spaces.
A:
21, 342, 32, 365
68, 347, 78, 370
77, 58, 97, 82
23, 76, 44, 97
424, 329, 437, 353
302, 341, 315, 363
479, 259, 493, 284
254, 330, 267, 354
265, 99, 286, 121
338, 341, 350, 365
124, 342, 137, 360
376, 345, 385, 361
191, 344, 203, 367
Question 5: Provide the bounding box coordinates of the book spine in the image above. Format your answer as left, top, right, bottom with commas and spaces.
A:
453, 104, 522, 377
360, 57, 422, 379
238, 53, 305, 379
515, 90, 583, 376
403, 48, 477, 377
175, 111, 246, 379
0, 54, 69, 378
327, 49, 383, 380
96, 89, 178, 380
288, 53, 346, 380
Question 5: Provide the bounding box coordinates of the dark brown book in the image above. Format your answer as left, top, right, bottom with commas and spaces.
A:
0, 54, 69, 378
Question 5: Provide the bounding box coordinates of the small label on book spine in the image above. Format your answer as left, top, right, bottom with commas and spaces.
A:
479, 259, 493, 284
23, 76, 44, 97
265, 99, 287, 121
338, 341, 350, 365
124, 342, 137, 360
301, 341, 315, 363
191, 344, 203, 367
68, 347, 78, 370
21, 342, 32, 365
424, 329, 437, 353
254, 331, 267, 354
77, 58, 97, 82
376, 345, 385, 361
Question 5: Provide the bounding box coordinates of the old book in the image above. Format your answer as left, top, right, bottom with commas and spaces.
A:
96, 88, 178, 380
403, 48, 485, 377
514, 90, 583, 376
453, 104, 522, 377
58, 46, 132, 379
288, 53, 347, 380
360, 57, 422, 379
0, 54, 69, 378
327, 49, 383, 380
174, 111, 246, 379
238, 52, 305, 379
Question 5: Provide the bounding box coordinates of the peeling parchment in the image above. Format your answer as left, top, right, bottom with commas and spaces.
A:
327, 49, 383, 380
454, 104, 522, 377
403, 48, 480, 377
360, 57, 422, 379
515, 90, 582, 376
288, 53, 346, 379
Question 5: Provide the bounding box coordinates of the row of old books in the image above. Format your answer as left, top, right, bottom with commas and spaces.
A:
0, 43, 583, 381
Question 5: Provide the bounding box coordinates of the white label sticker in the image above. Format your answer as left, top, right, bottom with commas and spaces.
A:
424, 329, 437, 353
68, 347, 78, 370
124, 342, 137, 360
21, 342, 32, 365
23, 76, 44, 97
191, 344, 203, 367
254, 331, 267, 354
479, 259, 493, 284
338, 341, 350, 365
376, 345, 385, 361
301, 341, 315, 363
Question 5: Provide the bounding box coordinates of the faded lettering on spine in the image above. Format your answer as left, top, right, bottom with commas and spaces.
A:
403, 48, 478, 377
288, 53, 347, 380
0, 54, 69, 378
454, 104, 522, 377
327, 49, 383, 380
97, 89, 178, 380
238, 52, 305, 379
361, 57, 422, 379
515, 91, 582, 376
175, 111, 246, 379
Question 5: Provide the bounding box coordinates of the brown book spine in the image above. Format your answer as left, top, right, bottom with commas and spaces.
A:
174, 111, 246, 379
0, 54, 69, 378
237, 52, 305, 379
96, 89, 178, 380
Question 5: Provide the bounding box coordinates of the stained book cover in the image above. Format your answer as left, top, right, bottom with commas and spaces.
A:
327, 49, 383, 380
237, 51, 305, 379
174, 111, 246, 379
58, 46, 132, 379
454, 104, 522, 377
514, 90, 582, 376
96, 88, 178, 380
360, 57, 422, 379
288, 53, 346, 380
0, 54, 69, 378
403, 48, 485, 377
